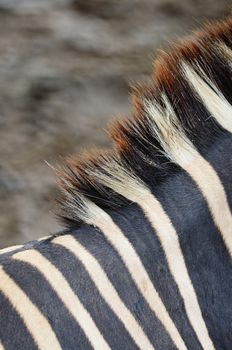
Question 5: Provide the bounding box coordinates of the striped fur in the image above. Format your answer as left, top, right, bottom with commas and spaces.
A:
1, 17, 232, 349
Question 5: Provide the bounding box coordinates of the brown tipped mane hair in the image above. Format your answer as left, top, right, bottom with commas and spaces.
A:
57, 16, 232, 228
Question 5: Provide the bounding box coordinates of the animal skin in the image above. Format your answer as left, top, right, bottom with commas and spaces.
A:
1, 16, 232, 350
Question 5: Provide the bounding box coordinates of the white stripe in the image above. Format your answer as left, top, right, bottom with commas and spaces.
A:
185, 154, 232, 257
145, 89, 232, 256
0, 340, 5, 350
91, 211, 187, 350
53, 235, 155, 350
182, 62, 232, 257
137, 193, 215, 350
13, 250, 110, 350
0, 245, 23, 255
0, 266, 61, 350
37, 235, 52, 242
182, 62, 232, 133
90, 161, 214, 349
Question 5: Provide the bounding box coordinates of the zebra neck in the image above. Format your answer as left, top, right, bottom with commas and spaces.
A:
57, 16, 232, 238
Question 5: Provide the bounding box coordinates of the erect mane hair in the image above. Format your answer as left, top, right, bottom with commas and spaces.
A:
57, 16, 232, 227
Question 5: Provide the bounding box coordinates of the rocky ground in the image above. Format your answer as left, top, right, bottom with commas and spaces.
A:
0, 0, 231, 248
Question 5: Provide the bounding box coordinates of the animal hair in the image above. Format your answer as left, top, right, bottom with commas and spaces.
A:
57, 16, 232, 228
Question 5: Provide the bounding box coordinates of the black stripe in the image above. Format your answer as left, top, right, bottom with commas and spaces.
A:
2, 259, 92, 350
37, 241, 139, 350
199, 131, 232, 210
70, 224, 179, 349
109, 203, 202, 349
151, 169, 232, 349
0, 290, 37, 350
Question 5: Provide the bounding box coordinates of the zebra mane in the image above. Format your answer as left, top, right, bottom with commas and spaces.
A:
58, 17, 232, 227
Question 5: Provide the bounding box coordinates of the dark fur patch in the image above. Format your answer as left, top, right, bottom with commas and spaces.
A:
57, 16, 232, 227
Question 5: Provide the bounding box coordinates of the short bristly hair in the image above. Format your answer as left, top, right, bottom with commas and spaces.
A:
57, 17, 232, 227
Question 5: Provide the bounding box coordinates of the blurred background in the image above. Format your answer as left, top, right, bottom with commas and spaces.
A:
0, 0, 231, 248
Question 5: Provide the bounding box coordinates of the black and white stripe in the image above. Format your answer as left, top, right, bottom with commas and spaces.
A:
1, 17, 232, 350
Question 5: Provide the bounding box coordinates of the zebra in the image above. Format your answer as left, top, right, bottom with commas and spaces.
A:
1, 16, 232, 350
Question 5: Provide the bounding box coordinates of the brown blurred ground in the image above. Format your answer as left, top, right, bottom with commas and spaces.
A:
0, 0, 231, 248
